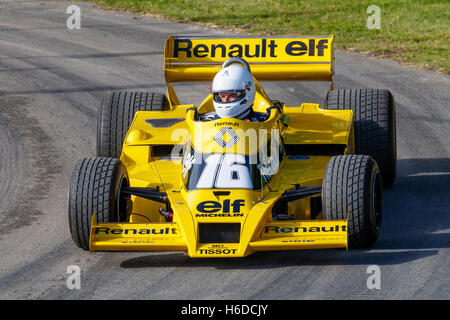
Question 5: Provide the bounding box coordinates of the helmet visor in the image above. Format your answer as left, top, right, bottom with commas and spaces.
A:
213, 90, 246, 103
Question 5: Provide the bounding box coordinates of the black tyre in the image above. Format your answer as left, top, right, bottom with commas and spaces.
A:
323, 89, 396, 188
322, 155, 383, 249
68, 157, 131, 250
97, 91, 170, 158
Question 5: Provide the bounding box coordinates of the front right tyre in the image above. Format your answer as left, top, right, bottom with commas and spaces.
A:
322, 155, 383, 249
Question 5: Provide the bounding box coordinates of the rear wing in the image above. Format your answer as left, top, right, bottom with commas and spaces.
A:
164, 35, 334, 106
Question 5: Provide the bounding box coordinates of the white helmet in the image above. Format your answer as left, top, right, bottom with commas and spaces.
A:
211, 59, 255, 119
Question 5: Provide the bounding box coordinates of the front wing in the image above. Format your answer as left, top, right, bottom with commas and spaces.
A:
89, 213, 348, 257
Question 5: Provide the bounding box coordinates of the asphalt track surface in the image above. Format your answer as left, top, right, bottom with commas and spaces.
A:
0, 0, 449, 300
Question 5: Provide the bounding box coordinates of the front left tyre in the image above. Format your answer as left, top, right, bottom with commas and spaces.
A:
68, 157, 131, 250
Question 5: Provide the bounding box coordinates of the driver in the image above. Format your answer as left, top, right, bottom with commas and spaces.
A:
200, 62, 269, 122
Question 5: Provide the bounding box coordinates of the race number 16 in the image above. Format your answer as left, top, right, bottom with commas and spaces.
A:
196, 154, 252, 189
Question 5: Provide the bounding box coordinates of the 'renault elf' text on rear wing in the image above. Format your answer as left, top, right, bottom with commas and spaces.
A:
163, 35, 334, 105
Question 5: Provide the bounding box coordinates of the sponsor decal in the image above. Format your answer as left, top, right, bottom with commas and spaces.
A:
121, 240, 155, 244
199, 248, 238, 255
173, 38, 329, 59
214, 121, 239, 127
264, 225, 346, 234
213, 126, 240, 148
199, 244, 238, 255
196, 213, 244, 218
94, 227, 178, 235
197, 199, 245, 213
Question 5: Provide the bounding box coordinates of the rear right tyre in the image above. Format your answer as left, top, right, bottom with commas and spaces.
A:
323, 89, 396, 188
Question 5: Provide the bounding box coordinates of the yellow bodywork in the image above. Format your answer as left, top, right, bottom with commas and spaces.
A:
89, 35, 354, 257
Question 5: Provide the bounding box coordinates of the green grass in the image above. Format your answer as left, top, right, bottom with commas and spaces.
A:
86, 0, 449, 73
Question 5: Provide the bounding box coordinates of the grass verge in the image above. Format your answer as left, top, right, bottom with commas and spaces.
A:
86, 0, 449, 73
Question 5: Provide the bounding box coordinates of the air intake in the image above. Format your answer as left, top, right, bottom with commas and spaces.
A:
198, 223, 240, 243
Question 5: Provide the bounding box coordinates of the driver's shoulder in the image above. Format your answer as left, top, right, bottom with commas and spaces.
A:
247, 110, 269, 122
198, 111, 219, 122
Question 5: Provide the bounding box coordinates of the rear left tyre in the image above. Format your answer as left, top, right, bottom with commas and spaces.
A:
97, 91, 170, 158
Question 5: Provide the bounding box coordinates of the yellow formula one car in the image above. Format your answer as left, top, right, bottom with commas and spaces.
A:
68, 35, 396, 257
